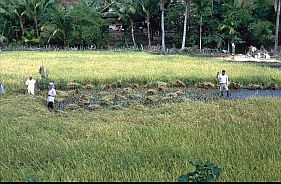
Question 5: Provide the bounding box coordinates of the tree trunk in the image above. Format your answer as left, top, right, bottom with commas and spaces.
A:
274, 0, 281, 54
63, 32, 66, 48
130, 20, 136, 48
228, 39, 230, 52
34, 18, 39, 38
20, 20, 24, 39
1, 21, 7, 36
199, 15, 202, 51
15, 12, 24, 39
181, 0, 189, 50
160, 0, 166, 53
146, 15, 152, 48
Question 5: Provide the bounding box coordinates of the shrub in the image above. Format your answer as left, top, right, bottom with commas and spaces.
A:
179, 161, 222, 182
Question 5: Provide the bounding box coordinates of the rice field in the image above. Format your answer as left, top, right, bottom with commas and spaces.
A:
0, 51, 280, 91
0, 95, 280, 181
0, 51, 281, 182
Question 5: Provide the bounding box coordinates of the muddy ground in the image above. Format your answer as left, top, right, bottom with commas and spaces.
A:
37, 82, 223, 112
35, 80, 280, 112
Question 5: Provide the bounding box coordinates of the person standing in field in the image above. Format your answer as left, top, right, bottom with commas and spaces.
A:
232, 42, 235, 55
0, 83, 5, 94
217, 69, 230, 97
47, 82, 57, 110
25, 73, 36, 95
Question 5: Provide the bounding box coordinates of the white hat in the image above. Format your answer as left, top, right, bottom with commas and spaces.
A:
49, 82, 54, 86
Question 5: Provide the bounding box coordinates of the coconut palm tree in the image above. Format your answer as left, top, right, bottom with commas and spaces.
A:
138, 0, 159, 48
193, 0, 213, 51
41, 6, 71, 47
24, 0, 55, 38
160, 0, 166, 53
115, 0, 137, 47
0, 0, 26, 41
13, 6, 26, 39
274, 0, 281, 54
181, 0, 190, 50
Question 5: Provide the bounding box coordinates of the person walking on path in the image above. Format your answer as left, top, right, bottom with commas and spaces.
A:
217, 69, 230, 97
25, 73, 36, 95
47, 82, 57, 110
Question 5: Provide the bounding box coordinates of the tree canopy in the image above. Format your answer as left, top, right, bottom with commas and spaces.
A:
0, 0, 279, 53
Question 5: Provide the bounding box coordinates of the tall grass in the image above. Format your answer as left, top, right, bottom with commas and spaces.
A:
0, 51, 280, 91
0, 51, 280, 181
0, 95, 280, 181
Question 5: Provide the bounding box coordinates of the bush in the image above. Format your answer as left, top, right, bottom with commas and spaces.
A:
179, 161, 222, 182
68, 4, 107, 48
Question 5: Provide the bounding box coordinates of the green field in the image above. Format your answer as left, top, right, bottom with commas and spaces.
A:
0, 52, 281, 182
0, 51, 280, 91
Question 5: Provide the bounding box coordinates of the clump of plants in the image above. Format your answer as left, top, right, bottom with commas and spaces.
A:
178, 162, 222, 182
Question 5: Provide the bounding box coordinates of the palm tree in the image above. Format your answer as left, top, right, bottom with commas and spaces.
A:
116, 0, 137, 47
13, 8, 26, 39
25, 0, 55, 38
274, 0, 281, 54
0, 0, 26, 40
138, 0, 158, 48
160, 0, 166, 53
217, 0, 251, 52
0, 1, 12, 41
41, 6, 71, 47
193, 0, 213, 51
181, 0, 190, 50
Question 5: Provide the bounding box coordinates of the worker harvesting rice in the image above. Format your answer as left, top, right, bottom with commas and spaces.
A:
47, 82, 57, 110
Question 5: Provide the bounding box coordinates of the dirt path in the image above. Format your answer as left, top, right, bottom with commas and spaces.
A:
230, 55, 281, 63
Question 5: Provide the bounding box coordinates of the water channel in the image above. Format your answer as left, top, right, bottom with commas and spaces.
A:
212, 89, 281, 100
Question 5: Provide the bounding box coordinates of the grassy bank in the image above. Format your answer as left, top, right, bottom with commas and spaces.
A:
0, 94, 280, 181
0, 51, 280, 91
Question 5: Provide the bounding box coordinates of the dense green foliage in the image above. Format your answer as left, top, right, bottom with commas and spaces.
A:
0, 0, 279, 51
0, 0, 106, 48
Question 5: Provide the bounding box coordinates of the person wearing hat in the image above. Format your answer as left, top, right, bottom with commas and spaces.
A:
217, 69, 230, 97
47, 82, 57, 110
25, 73, 36, 95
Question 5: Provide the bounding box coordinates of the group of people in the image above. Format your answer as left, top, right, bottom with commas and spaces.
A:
0, 72, 56, 110
25, 73, 57, 110
1, 69, 230, 110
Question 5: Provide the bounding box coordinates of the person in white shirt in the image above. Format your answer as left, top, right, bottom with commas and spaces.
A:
232, 42, 235, 55
47, 82, 57, 110
0, 83, 5, 94
217, 69, 230, 97
25, 74, 36, 95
